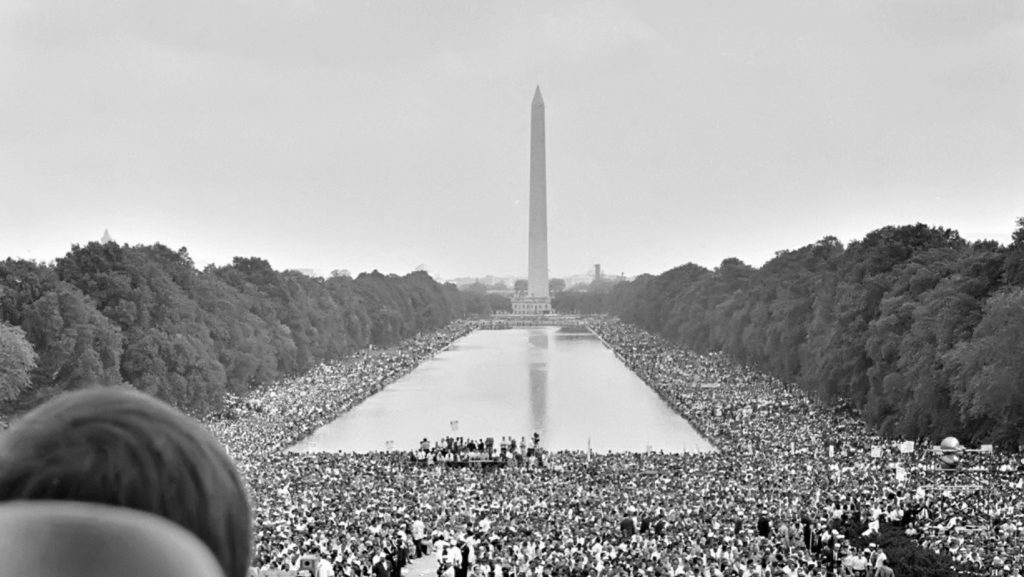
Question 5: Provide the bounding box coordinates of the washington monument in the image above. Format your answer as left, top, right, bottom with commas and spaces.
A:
528, 87, 549, 300
514, 86, 552, 315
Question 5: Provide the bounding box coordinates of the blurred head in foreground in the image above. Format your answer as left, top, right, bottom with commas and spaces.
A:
0, 388, 252, 577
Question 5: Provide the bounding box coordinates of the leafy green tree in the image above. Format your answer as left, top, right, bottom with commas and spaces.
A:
57, 243, 228, 412
1002, 217, 1024, 286
758, 238, 842, 381
798, 274, 843, 401
600, 223, 1024, 443
0, 240, 475, 414
553, 290, 606, 314
883, 243, 1003, 438
948, 287, 1024, 446
807, 225, 964, 408
862, 252, 951, 431
20, 283, 124, 400
0, 322, 37, 401
0, 259, 59, 325
403, 270, 452, 332
486, 293, 511, 313
325, 274, 371, 349
460, 290, 491, 316
212, 257, 309, 374
460, 289, 510, 316
188, 274, 279, 396
635, 263, 708, 338
353, 271, 413, 346
606, 274, 649, 323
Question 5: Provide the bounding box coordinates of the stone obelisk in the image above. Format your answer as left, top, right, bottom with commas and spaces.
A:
528, 86, 550, 305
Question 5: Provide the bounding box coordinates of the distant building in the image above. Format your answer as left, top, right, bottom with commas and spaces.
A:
512, 295, 552, 315
100, 229, 115, 244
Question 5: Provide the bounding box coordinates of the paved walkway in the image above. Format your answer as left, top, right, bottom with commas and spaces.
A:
404, 555, 438, 577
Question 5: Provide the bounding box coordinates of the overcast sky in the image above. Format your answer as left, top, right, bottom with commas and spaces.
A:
2, 1, 1022, 280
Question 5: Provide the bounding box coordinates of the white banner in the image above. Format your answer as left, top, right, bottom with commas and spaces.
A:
899, 441, 915, 454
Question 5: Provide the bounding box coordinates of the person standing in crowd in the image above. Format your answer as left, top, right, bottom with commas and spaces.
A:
446, 541, 462, 577
801, 519, 814, 552
621, 509, 637, 538
372, 550, 389, 577
867, 544, 883, 577
777, 517, 793, 552
457, 536, 473, 577
394, 533, 408, 577
638, 510, 651, 535
850, 549, 870, 576
412, 517, 427, 559
652, 510, 667, 536
316, 551, 336, 577
757, 512, 773, 538
0, 388, 252, 577
874, 557, 894, 577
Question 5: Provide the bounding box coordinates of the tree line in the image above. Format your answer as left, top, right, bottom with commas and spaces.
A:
601, 221, 1024, 448
0, 242, 506, 414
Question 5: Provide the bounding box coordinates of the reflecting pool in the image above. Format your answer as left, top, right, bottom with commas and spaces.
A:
290, 326, 714, 453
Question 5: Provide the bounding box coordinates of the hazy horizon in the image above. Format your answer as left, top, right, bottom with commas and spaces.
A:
0, 222, 1015, 283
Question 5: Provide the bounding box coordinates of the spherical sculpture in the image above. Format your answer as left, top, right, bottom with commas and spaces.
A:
940, 436, 961, 453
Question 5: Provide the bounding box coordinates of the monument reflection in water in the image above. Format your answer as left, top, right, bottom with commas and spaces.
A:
289, 327, 715, 454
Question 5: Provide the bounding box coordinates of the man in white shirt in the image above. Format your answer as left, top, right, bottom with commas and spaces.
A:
435, 539, 450, 567
850, 549, 869, 575
412, 519, 426, 558
316, 553, 336, 577
871, 546, 887, 577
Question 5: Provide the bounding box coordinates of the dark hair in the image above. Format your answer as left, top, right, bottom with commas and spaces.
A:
0, 388, 252, 577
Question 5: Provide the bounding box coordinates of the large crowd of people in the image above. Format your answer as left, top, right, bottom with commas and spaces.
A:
198, 318, 1021, 576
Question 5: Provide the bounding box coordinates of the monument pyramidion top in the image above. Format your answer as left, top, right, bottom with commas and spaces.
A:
533, 86, 544, 107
